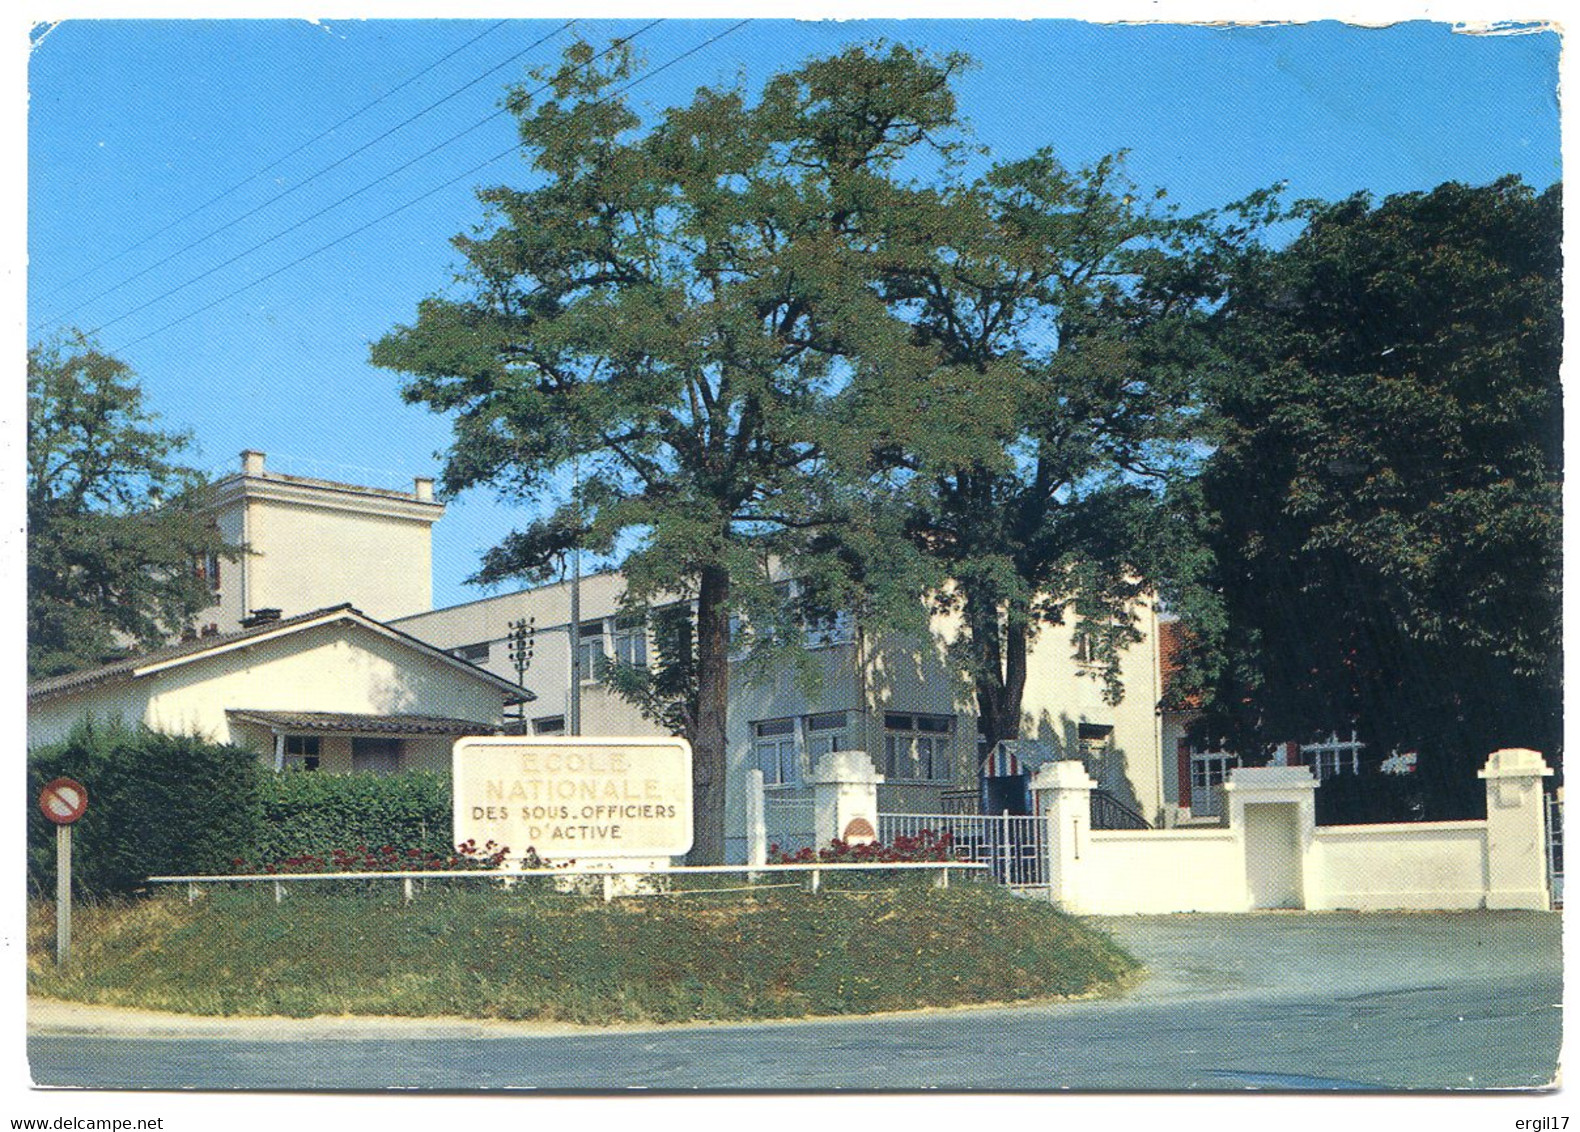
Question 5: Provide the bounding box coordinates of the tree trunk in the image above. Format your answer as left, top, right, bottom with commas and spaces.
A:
687, 563, 731, 864
971, 599, 1029, 775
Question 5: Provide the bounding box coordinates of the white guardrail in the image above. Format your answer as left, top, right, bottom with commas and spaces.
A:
148, 861, 988, 904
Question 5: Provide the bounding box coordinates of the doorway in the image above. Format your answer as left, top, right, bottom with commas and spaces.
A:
1244, 802, 1304, 909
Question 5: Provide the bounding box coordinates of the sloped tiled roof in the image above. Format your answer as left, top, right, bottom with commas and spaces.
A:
227, 709, 500, 736
28, 603, 532, 704
1157, 618, 1202, 711
28, 605, 359, 701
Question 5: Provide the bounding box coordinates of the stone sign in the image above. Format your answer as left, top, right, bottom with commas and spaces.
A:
452, 736, 693, 860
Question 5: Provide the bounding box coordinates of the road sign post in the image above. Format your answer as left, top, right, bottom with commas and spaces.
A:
56, 825, 71, 965
39, 777, 88, 966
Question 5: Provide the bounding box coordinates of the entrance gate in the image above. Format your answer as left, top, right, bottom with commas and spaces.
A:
879, 811, 1047, 890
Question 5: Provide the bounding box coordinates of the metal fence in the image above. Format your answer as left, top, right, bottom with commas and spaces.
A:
878, 811, 1048, 890
1547, 790, 1563, 906
763, 788, 817, 856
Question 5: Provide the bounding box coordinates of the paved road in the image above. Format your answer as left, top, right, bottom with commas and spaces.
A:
28, 911, 1561, 1091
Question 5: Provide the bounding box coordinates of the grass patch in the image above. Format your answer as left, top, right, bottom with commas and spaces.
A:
29, 881, 1138, 1025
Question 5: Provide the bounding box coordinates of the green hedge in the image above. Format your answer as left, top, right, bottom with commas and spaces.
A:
28, 724, 459, 894
250, 770, 453, 865
28, 722, 264, 897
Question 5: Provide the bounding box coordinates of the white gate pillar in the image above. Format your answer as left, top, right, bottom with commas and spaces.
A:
1223, 766, 1318, 910
1030, 760, 1096, 912
1479, 748, 1553, 910
745, 768, 767, 869
807, 750, 884, 848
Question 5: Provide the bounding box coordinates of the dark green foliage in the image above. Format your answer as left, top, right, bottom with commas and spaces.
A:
600, 603, 699, 739
1314, 769, 1485, 826
26, 724, 464, 893
841, 153, 1277, 758
1190, 177, 1562, 809
251, 771, 454, 864
371, 40, 976, 862
27, 722, 264, 897
28, 333, 236, 679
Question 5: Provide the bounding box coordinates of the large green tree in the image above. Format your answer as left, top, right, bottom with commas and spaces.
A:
1189, 176, 1562, 809
839, 151, 1269, 776
28, 334, 232, 678
371, 41, 966, 862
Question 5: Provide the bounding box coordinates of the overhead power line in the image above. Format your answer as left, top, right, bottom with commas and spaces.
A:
34, 19, 576, 338
84, 18, 615, 341
108, 21, 748, 355
33, 21, 511, 314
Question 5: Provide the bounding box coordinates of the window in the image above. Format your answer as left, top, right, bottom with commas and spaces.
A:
750, 581, 795, 645
613, 614, 648, 669
452, 641, 490, 663
1301, 730, 1364, 780
804, 712, 850, 760
1077, 723, 1113, 761
884, 713, 954, 781
533, 715, 566, 736
283, 735, 319, 772
351, 737, 401, 775
754, 719, 799, 786
1074, 619, 1122, 667
193, 552, 221, 592
805, 608, 854, 648
1189, 748, 1239, 817
576, 621, 606, 682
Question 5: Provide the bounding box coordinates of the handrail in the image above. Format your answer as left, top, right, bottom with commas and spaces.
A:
148, 859, 990, 903
147, 861, 985, 883
1091, 789, 1151, 831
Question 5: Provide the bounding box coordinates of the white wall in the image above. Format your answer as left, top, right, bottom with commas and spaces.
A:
1034, 757, 1550, 915
247, 496, 434, 622
1310, 822, 1490, 911
1079, 830, 1248, 913
28, 681, 155, 750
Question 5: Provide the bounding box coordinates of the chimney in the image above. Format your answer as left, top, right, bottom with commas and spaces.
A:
241, 450, 266, 477
241, 608, 282, 628
414, 476, 434, 502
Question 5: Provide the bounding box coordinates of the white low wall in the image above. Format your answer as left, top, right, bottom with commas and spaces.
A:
1310, 821, 1489, 911
1078, 830, 1247, 914
1032, 751, 1552, 915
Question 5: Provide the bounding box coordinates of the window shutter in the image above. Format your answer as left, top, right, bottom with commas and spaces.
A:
1177, 738, 1192, 809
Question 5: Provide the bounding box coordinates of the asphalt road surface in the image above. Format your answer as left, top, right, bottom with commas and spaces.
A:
27, 910, 1561, 1091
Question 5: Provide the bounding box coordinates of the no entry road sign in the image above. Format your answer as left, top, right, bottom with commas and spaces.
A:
39, 777, 88, 825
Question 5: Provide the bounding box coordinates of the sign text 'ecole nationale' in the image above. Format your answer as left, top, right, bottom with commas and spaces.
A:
452, 737, 693, 858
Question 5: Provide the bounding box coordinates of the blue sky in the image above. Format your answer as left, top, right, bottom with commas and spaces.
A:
26, 18, 1562, 611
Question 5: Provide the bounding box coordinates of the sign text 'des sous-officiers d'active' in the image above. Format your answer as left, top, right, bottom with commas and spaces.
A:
452, 737, 693, 858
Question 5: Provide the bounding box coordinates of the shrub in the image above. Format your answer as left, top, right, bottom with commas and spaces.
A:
1314, 766, 1486, 825
230, 840, 536, 874
252, 770, 454, 863
28, 722, 264, 897
769, 829, 955, 864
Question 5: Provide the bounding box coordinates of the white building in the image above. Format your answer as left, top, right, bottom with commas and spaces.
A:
28, 604, 530, 772
393, 572, 1167, 861
196, 450, 445, 631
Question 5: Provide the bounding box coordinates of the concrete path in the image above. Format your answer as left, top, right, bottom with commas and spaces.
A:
27, 910, 1561, 1091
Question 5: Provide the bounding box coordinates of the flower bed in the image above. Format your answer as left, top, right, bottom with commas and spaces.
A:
769, 829, 954, 864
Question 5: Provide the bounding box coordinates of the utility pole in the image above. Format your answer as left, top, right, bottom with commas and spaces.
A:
569, 456, 583, 736
508, 616, 535, 731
